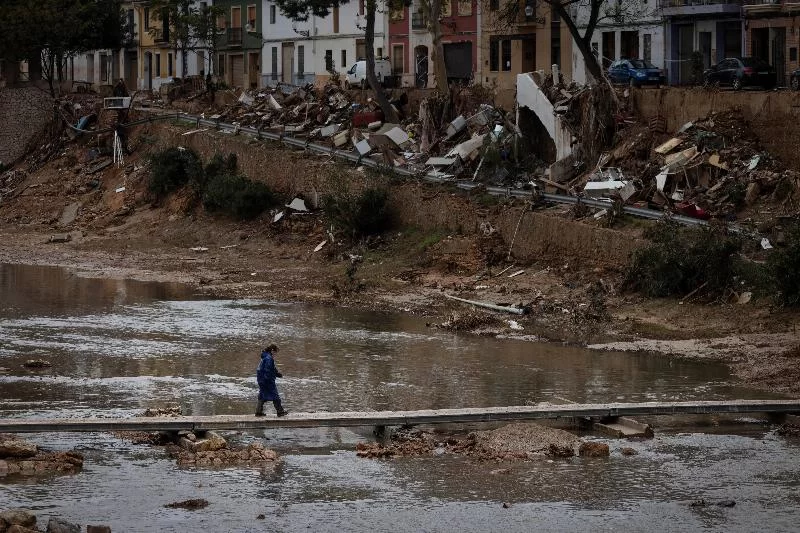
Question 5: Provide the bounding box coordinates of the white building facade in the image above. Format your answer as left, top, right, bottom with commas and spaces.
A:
262, 0, 387, 86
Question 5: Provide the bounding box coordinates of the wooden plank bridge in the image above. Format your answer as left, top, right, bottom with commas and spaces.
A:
1, 400, 798, 433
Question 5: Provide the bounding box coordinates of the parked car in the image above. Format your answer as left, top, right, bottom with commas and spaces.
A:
703, 57, 776, 90
790, 68, 800, 91
343, 59, 392, 89
608, 59, 665, 87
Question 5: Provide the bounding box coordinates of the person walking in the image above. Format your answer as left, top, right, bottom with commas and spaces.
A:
255, 344, 288, 417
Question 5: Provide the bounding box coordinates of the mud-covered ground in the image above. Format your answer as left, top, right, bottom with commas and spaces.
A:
2, 124, 800, 397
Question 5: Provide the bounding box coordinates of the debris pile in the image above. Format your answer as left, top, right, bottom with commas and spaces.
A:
195, 83, 521, 185
356, 422, 586, 460
207, 82, 354, 135
570, 109, 797, 222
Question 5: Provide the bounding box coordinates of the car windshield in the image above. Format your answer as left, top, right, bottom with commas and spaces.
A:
740, 57, 770, 69
629, 60, 656, 69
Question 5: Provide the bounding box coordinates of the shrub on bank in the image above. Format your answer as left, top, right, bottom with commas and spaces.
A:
202, 172, 276, 220
767, 226, 800, 306
147, 148, 276, 220
323, 186, 393, 240
147, 147, 203, 197
624, 222, 743, 298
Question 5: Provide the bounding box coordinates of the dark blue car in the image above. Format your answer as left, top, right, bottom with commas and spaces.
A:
608, 59, 664, 87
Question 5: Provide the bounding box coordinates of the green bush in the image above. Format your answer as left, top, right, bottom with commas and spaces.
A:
767, 226, 800, 306
147, 147, 203, 197
624, 222, 743, 298
202, 173, 275, 220
323, 186, 393, 239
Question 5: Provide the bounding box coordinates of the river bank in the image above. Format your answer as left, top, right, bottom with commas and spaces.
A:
2, 211, 800, 397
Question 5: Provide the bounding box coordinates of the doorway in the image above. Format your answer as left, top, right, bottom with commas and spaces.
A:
522, 36, 536, 73
601, 32, 615, 67
248, 52, 259, 88
621, 31, 639, 60
772, 27, 786, 86
144, 52, 153, 90
699, 31, 712, 68
414, 45, 428, 88
281, 43, 294, 84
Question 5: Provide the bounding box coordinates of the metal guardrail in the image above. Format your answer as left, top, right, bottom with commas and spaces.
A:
139, 109, 715, 229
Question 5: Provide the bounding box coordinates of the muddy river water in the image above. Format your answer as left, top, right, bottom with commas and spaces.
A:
0, 263, 799, 531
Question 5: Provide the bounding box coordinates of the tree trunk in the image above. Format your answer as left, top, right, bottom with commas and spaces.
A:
426, 0, 448, 91
41, 49, 56, 97
365, 0, 399, 123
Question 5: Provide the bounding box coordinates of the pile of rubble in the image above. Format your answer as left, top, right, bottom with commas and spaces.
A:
355, 423, 609, 460
575, 109, 799, 222
197, 83, 519, 185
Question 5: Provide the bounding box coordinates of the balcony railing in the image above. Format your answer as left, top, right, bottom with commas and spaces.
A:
151, 28, 169, 43
742, 0, 781, 5
412, 12, 428, 29
227, 28, 243, 44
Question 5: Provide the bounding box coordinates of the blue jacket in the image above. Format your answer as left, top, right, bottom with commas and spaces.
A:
256, 350, 282, 401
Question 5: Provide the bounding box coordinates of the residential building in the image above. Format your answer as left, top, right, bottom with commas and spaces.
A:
661, 0, 744, 85
479, 0, 574, 107
215, 0, 264, 88
743, 0, 800, 86
71, 1, 212, 92
388, 0, 479, 88
570, 0, 665, 84
262, 0, 388, 86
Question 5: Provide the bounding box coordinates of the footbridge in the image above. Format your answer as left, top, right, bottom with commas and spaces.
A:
1, 400, 798, 433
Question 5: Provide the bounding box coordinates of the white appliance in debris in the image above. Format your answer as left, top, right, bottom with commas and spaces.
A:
104, 97, 131, 110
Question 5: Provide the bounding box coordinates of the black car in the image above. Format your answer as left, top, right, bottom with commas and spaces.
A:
791, 68, 800, 90
703, 57, 777, 90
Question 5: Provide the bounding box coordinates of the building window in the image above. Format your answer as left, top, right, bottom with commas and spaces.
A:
144, 7, 150, 30
217, 14, 226, 29
270, 5, 276, 24
643, 33, 652, 62
591, 42, 599, 57
168, 53, 173, 76
458, 0, 471, 16
218, 54, 225, 76
791, 47, 798, 62
501, 39, 511, 71
359, 0, 365, 15
489, 40, 499, 71
231, 6, 241, 27
271, 47, 278, 79
377, 47, 383, 59
442, 0, 452, 17
489, 0, 498, 10
298, 45, 304, 74
341, 50, 347, 70
325, 50, 334, 72
247, 4, 256, 29
333, 7, 339, 33
155, 53, 161, 77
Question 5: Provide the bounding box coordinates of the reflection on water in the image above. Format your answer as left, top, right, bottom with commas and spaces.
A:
0, 263, 798, 532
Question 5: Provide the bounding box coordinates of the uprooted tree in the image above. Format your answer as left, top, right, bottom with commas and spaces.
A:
489, 0, 653, 162
0, 0, 125, 97
274, 0, 400, 123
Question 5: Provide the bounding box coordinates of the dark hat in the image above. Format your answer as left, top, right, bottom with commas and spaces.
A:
266, 344, 279, 352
